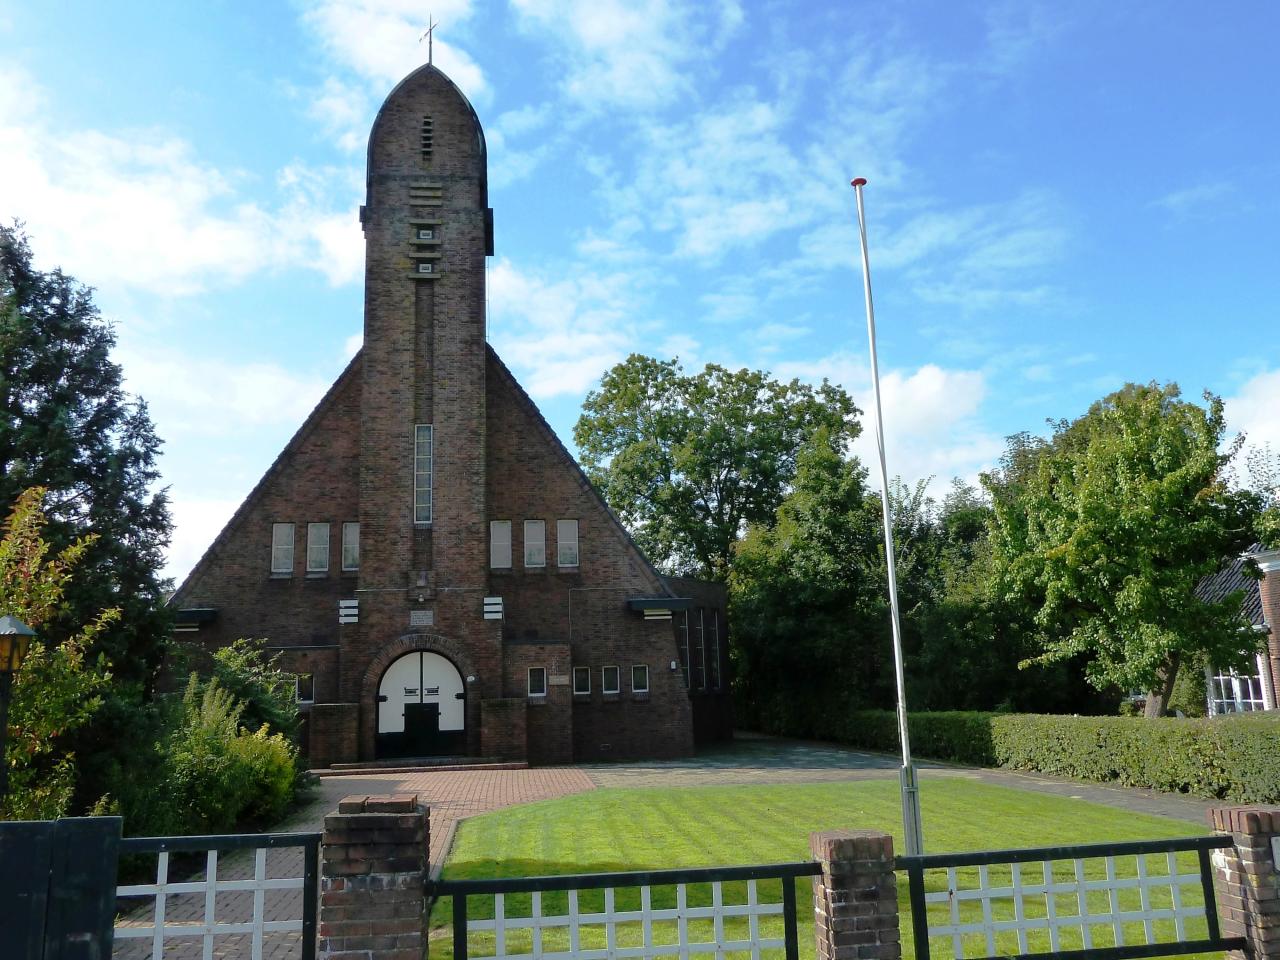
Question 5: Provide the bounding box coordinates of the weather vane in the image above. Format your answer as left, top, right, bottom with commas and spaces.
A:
420, 16, 439, 65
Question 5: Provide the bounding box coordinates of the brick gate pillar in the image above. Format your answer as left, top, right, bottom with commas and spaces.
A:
1209, 805, 1280, 960
319, 793, 430, 960
810, 829, 901, 960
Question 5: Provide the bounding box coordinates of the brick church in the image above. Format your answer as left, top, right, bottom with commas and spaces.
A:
171, 62, 732, 768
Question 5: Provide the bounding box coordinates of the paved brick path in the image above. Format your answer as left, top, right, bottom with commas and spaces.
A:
112, 736, 1213, 957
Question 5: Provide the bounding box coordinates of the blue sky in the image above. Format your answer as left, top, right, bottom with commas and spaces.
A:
2, 0, 1278, 583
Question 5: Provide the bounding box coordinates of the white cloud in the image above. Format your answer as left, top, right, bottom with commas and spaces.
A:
774, 352, 1003, 490
299, 0, 487, 101
1227, 367, 1280, 453
487, 257, 649, 398
510, 0, 741, 111
0, 65, 363, 296
1152, 180, 1236, 219
117, 343, 334, 440
164, 496, 241, 585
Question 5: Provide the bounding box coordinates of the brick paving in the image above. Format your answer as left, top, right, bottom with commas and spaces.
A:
111, 736, 1214, 957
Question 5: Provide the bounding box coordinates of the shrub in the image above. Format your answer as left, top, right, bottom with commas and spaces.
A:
762, 709, 1280, 802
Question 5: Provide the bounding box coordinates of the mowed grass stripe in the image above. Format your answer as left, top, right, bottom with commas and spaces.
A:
431, 779, 1218, 960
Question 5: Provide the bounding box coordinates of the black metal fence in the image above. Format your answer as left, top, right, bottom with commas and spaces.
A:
897, 835, 1243, 960
433, 861, 823, 960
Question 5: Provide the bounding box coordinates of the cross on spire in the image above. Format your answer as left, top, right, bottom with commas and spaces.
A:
420, 16, 439, 65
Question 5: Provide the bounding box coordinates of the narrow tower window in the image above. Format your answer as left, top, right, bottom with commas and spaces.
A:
341, 522, 360, 572
414, 424, 433, 524
421, 116, 433, 163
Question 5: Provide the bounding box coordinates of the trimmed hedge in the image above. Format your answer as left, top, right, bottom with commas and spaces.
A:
769, 709, 1280, 803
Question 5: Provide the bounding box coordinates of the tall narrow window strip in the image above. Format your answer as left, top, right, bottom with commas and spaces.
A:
557, 518, 579, 567
708, 609, 722, 690
414, 424, 433, 524
490, 520, 512, 569
676, 612, 690, 688
341, 522, 360, 572
307, 522, 330, 573
524, 519, 546, 567
632, 664, 650, 694
271, 523, 295, 575
693, 608, 707, 691
573, 666, 590, 695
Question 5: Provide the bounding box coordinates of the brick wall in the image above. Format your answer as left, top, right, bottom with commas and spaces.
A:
309, 703, 360, 768
480, 697, 527, 760
1209, 804, 1280, 960
1256, 551, 1280, 707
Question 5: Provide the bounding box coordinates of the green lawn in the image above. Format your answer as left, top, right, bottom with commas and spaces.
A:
431, 779, 1218, 960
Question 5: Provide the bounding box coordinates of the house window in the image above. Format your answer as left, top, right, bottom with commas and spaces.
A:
692, 608, 707, 691
490, 520, 512, 569
341, 522, 360, 572
524, 519, 546, 567
1209, 667, 1267, 714
528, 667, 547, 698
295, 674, 315, 704
631, 664, 649, 694
414, 424, 433, 523
676, 612, 690, 687
557, 519, 579, 567
417, 262, 434, 274
708, 609, 721, 691
307, 523, 330, 574
271, 523, 294, 575
601, 665, 620, 695
417, 228, 434, 240
573, 666, 591, 695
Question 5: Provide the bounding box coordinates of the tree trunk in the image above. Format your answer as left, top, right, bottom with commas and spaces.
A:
1144, 652, 1182, 718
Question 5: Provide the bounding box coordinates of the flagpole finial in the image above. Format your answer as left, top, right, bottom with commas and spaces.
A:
851, 177, 868, 187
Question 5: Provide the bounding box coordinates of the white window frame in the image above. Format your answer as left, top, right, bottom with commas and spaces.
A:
306, 522, 330, 574
417, 228, 434, 240
341, 522, 360, 572
271, 523, 295, 575
1208, 658, 1269, 715
295, 674, 315, 704
528, 667, 548, 698
417, 262, 434, 274
573, 666, 591, 695
557, 519, 579, 567
631, 664, 650, 694
524, 519, 546, 568
414, 424, 433, 525
601, 665, 620, 695
490, 520, 512, 569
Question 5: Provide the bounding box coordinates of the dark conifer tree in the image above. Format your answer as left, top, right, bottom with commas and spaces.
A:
0, 224, 172, 800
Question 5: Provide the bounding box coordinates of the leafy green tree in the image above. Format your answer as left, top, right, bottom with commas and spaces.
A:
574, 355, 859, 578
729, 432, 889, 728
0, 488, 115, 819
983, 383, 1263, 716
0, 225, 172, 807
210, 639, 302, 744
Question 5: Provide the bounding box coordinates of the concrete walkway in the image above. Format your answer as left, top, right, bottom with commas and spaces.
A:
113, 735, 1214, 957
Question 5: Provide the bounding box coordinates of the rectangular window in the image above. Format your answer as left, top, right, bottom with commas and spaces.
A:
1209, 667, 1267, 714
417, 228, 434, 240
692, 608, 706, 691
676, 611, 690, 688
414, 424, 433, 524
490, 520, 512, 569
341, 522, 360, 572
557, 519, 579, 567
708, 609, 721, 691
601, 665, 620, 695
306, 522, 330, 574
631, 664, 650, 694
271, 523, 295, 575
524, 519, 546, 567
528, 667, 547, 698
295, 674, 315, 704
573, 666, 591, 695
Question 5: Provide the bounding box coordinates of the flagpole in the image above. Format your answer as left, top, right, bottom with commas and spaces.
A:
850, 177, 924, 857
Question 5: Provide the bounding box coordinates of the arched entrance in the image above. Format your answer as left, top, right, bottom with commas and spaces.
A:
376, 650, 466, 758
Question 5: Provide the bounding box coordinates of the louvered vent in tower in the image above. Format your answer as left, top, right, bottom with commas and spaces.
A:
421, 116, 433, 163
